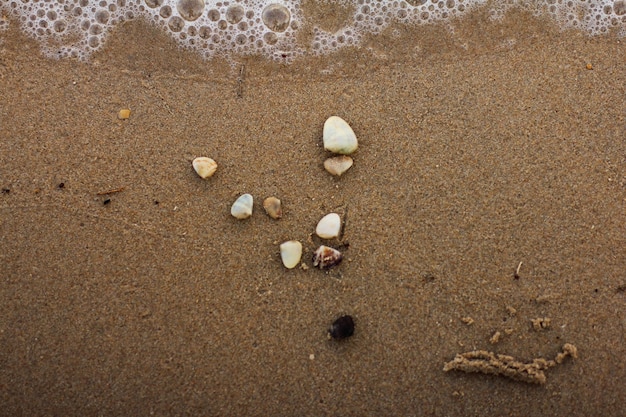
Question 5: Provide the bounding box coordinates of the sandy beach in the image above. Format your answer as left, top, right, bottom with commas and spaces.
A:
1, 5, 625, 416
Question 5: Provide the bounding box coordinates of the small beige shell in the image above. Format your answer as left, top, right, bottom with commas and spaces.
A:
324, 155, 353, 176
280, 240, 302, 269
312, 245, 343, 269
192, 157, 218, 179
315, 213, 341, 239
231, 193, 253, 219
118, 108, 131, 119
263, 196, 282, 219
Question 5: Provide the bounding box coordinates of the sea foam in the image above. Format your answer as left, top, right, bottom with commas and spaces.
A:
1, 0, 625, 62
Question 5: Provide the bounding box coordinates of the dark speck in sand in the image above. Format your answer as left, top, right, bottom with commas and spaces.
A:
329, 315, 355, 340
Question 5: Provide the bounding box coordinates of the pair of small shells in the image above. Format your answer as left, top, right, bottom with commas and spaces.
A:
313, 212, 344, 268
231, 194, 283, 220
323, 116, 357, 176
279, 243, 343, 270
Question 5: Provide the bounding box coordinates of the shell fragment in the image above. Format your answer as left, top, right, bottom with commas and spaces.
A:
192, 157, 218, 179
231, 193, 253, 219
324, 155, 353, 176
263, 196, 282, 219
323, 116, 358, 155
312, 245, 343, 269
315, 213, 341, 239
280, 240, 302, 269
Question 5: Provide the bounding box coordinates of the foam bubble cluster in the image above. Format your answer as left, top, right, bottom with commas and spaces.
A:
1, 0, 625, 61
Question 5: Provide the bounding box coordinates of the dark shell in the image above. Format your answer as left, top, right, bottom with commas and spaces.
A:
312, 245, 343, 269
329, 315, 355, 340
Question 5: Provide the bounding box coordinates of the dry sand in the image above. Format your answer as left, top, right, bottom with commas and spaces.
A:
1, 6, 625, 416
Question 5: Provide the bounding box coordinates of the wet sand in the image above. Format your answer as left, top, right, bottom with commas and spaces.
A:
1, 7, 625, 416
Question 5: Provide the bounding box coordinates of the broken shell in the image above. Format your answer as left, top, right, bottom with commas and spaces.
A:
118, 108, 131, 119
329, 315, 355, 340
192, 157, 218, 179
263, 196, 282, 219
312, 245, 343, 269
323, 116, 358, 155
324, 155, 353, 176
280, 240, 302, 269
315, 213, 341, 239
230, 193, 253, 219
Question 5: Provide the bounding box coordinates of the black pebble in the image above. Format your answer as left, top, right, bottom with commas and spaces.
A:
58, 182, 65, 189
103, 198, 111, 205
329, 315, 355, 340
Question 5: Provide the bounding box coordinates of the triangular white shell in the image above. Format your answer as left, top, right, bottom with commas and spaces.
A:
280, 240, 302, 269
323, 116, 358, 155
231, 193, 253, 219
315, 213, 341, 239
192, 157, 218, 179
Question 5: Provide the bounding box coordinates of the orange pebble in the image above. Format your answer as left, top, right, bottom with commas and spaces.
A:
118, 108, 131, 119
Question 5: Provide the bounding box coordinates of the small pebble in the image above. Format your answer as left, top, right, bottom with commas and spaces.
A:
324, 155, 354, 176
231, 193, 253, 219
323, 116, 358, 155
192, 157, 218, 179
312, 245, 343, 269
263, 196, 282, 219
315, 213, 341, 239
279, 240, 302, 269
118, 108, 131, 119
329, 315, 354, 340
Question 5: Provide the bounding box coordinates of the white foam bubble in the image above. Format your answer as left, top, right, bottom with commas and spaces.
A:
1, 1, 624, 62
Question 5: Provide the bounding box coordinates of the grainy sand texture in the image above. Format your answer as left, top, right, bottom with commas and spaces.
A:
1, 5, 625, 416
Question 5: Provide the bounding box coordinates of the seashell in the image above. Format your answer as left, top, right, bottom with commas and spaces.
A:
263, 196, 282, 219
192, 157, 218, 179
329, 315, 355, 340
118, 108, 131, 119
312, 245, 343, 269
324, 155, 353, 176
315, 213, 341, 239
323, 116, 358, 155
230, 193, 253, 219
279, 240, 302, 269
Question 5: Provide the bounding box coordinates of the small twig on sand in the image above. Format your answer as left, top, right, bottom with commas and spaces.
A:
96, 187, 125, 195
236, 64, 245, 98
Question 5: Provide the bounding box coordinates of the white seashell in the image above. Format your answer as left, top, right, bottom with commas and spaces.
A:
312, 245, 343, 269
324, 155, 354, 176
192, 157, 218, 179
263, 196, 282, 219
315, 213, 341, 239
323, 116, 358, 155
280, 240, 302, 269
230, 193, 253, 219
